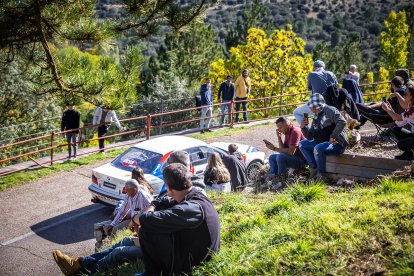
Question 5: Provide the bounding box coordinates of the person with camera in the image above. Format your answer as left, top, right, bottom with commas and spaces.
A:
299, 93, 349, 179
199, 78, 213, 133
356, 76, 406, 126
381, 85, 414, 160
263, 117, 306, 188
92, 105, 125, 153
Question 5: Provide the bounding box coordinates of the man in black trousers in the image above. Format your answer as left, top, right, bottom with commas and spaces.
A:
61, 103, 81, 160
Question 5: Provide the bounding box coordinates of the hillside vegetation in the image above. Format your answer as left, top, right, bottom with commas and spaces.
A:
98, 0, 412, 62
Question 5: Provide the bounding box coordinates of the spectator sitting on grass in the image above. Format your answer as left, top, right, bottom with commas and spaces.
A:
222, 144, 248, 191
103, 170, 153, 237
52, 181, 145, 275
204, 152, 231, 193
263, 117, 306, 188
381, 85, 414, 160
134, 163, 220, 276
299, 93, 349, 179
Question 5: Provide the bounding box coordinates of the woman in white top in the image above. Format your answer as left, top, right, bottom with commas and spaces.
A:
382, 85, 414, 160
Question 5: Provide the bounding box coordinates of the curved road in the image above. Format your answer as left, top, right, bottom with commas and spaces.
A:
0, 159, 114, 275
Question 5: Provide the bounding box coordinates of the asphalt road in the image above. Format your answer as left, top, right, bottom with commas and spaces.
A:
0, 160, 114, 276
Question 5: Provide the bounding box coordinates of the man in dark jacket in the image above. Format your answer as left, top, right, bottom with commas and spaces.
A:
136, 163, 220, 276
61, 103, 81, 160
218, 75, 235, 125
300, 93, 349, 178
222, 144, 248, 191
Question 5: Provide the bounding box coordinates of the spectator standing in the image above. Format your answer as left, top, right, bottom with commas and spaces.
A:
61, 103, 81, 160
103, 174, 153, 236
92, 105, 124, 153
218, 75, 235, 125
382, 85, 414, 160
222, 144, 248, 191
342, 71, 364, 104
293, 60, 338, 124
234, 69, 251, 122
204, 152, 231, 193
200, 78, 213, 133
136, 163, 220, 276
299, 93, 349, 178
263, 117, 306, 186
348, 64, 360, 85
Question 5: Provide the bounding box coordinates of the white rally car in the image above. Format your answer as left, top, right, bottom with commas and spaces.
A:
89, 135, 266, 206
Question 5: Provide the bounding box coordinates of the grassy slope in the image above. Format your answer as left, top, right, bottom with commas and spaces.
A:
109, 179, 414, 276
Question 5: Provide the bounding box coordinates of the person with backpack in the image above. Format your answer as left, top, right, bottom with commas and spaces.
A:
293, 60, 338, 124
92, 105, 124, 153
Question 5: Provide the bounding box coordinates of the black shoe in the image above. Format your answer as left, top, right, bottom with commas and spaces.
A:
395, 151, 414, 160
205, 129, 213, 132
200, 130, 204, 134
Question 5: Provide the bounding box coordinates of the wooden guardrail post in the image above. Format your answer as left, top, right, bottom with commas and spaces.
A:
146, 115, 151, 140
50, 131, 55, 165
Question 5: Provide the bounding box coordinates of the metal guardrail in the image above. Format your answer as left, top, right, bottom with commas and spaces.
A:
0, 81, 394, 177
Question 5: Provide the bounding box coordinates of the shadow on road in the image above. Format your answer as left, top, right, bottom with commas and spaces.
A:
30, 204, 113, 245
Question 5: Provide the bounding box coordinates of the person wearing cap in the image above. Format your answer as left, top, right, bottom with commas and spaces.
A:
61, 103, 81, 160
299, 93, 349, 178
93, 105, 124, 153
135, 163, 220, 276
293, 60, 338, 124
234, 69, 251, 122
218, 75, 235, 125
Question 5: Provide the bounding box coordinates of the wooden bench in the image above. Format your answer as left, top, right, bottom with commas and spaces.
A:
326, 153, 411, 180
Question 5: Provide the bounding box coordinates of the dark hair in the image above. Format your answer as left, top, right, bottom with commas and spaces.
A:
275, 117, 287, 124
391, 76, 404, 88
163, 163, 192, 191
167, 151, 190, 167
132, 167, 153, 194
406, 85, 414, 105
395, 69, 410, 84
228, 143, 238, 154
226, 75, 233, 79
206, 78, 211, 81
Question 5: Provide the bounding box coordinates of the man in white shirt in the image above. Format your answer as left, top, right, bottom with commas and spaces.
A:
92, 105, 124, 152
348, 64, 360, 85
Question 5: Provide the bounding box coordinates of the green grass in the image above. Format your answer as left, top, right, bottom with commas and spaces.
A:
107, 178, 414, 275
0, 148, 126, 191
189, 122, 272, 141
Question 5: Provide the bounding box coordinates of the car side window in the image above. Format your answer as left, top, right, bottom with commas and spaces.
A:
186, 147, 208, 167
200, 146, 216, 160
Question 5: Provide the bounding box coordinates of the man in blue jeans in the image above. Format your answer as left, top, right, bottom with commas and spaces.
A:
218, 75, 235, 125
263, 117, 306, 187
299, 93, 349, 178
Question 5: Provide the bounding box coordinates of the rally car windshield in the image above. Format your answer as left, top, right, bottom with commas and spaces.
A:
111, 147, 162, 173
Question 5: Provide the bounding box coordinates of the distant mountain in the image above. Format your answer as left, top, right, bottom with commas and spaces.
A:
97, 0, 412, 62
